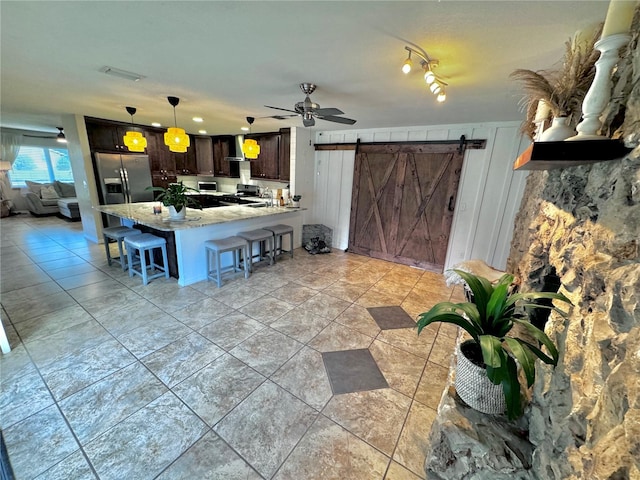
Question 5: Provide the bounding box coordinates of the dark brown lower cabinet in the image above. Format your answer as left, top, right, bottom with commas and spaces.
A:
348, 143, 464, 272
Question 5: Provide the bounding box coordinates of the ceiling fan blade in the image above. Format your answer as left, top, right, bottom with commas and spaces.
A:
264, 105, 298, 114
320, 115, 357, 125
265, 114, 299, 120
314, 107, 344, 116
23, 134, 56, 138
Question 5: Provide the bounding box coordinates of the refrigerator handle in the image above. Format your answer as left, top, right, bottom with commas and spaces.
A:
120, 168, 131, 203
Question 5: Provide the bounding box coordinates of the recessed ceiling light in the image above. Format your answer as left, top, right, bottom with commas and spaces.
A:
151, 122, 161, 127
192, 117, 204, 123
241, 126, 250, 132
198, 129, 207, 134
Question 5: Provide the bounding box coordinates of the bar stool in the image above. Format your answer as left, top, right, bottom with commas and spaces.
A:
102, 226, 142, 270
204, 236, 250, 288
263, 224, 294, 262
237, 228, 274, 273
124, 233, 170, 285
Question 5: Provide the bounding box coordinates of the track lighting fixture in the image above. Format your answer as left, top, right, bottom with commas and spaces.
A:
56, 127, 67, 144
123, 107, 147, 152
164, 96, 190, 153
401, 45, 448, 102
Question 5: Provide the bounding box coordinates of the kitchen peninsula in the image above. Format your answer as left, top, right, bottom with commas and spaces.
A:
95, 202, 305, 286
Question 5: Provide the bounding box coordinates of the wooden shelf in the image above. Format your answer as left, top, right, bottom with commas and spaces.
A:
514, 139, 632, 170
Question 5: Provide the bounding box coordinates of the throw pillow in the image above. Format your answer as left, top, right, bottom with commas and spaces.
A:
25, 180, 45, 196
40, 185, 60, 200
55, 181, 76, 197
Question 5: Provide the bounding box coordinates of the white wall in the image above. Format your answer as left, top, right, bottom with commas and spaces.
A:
311, 121, 530, 271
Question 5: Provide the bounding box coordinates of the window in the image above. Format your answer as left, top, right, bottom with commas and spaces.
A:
7, 146, 73, 188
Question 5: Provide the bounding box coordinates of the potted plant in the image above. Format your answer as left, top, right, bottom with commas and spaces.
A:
146, 182, 201, 220
417, 269, 571, 420
292, 195, 301, 208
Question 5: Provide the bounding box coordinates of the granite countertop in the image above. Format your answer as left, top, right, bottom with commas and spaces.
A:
94, 202, 304, 232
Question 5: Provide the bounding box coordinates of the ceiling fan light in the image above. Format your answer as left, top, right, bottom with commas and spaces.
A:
56, 127, 67, 143
242, 139, 260, 159
437, 90, 447, 103
429, 82, 442, 95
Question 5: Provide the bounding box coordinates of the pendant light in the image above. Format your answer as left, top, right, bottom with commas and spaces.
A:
164, 96, 190, 153
241, 117, 260, 159
123, 107, 147, 152
56, 127, 67, 144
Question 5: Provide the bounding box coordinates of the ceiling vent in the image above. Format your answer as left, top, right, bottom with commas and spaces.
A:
99, 66, 145, 82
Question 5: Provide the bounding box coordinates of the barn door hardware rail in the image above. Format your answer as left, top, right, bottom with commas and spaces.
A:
315, 135, 486, 151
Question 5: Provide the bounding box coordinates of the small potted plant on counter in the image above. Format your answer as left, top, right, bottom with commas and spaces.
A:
146, 182, 201, 220
292, 195, 301, 208
416, 269, 571, 420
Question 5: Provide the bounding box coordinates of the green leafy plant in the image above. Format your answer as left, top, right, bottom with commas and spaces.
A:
146, 182, 201, 213
417, 269, 571, 420
292, 195, 302, 201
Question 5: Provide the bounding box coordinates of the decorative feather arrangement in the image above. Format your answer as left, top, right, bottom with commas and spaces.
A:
510, 24, 603, 139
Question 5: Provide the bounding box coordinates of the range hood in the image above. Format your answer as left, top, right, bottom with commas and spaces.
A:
225, 135, 248, 162
514, 139, 633, 170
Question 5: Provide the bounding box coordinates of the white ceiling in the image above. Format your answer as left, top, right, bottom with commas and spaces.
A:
0, 1, 608, 137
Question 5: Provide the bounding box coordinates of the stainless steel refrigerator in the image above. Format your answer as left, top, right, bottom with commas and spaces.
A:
94, 152, 154, 226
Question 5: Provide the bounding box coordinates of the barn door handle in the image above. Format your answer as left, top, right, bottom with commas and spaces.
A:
448, 196, 455, 211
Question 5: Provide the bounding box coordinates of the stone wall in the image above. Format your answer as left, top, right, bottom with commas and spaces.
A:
505, 13, 640, 479
507, 152, 640, 480
425, 13, 640, 479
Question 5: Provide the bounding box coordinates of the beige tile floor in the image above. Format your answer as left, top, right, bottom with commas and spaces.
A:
0, 214, 464, 480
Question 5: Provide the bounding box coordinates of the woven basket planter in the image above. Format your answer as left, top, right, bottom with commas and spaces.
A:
455, 340, 506, 415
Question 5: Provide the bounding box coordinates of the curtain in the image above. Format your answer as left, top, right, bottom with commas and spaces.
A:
0, 133, 22, 167
0, 133, 21, 211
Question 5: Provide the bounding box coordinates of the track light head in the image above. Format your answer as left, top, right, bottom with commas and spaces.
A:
402, 51, 412, 74
429, 82, 442, 95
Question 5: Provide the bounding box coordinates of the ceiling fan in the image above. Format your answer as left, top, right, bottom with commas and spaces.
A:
23, 127, 67, 143
265, 83, 356, 127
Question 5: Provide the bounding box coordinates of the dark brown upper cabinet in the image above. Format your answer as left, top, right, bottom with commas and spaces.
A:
248, 129, 290, 182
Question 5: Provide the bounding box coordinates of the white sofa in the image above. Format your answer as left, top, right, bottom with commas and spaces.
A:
22, 180, 79, 219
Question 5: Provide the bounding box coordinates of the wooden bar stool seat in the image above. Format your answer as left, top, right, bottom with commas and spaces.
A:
263, 224, 294, 262
102, 226, 142, 270
237, 229, 274, 273
124, 233, 169, 285
204, 236, 249, 288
